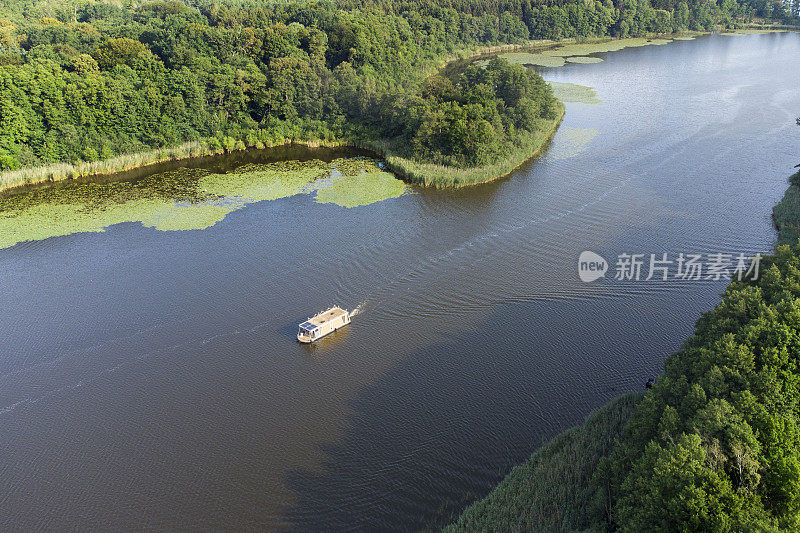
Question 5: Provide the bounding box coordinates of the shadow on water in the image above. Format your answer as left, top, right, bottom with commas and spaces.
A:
283, 294, 677, 531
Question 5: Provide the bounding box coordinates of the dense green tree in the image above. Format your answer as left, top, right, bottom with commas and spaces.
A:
0, 0, 789, 170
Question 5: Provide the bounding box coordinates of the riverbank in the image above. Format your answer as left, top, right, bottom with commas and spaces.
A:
368, 103, 565, 188
0, 137, 358, 196
0, 111, 564, 197
772, 169, 800, 245
444, 393, 640, 531
0, 33, 704, 195
445, 168, 800, 530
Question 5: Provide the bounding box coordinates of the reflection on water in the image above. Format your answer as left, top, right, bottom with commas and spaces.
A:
0, 33, 799, 531
0, 158, 406, 249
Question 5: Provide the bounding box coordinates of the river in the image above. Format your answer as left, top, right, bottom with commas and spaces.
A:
1, 32, 799, 531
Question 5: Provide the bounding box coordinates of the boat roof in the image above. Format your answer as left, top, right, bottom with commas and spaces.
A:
300, 306, 348, 329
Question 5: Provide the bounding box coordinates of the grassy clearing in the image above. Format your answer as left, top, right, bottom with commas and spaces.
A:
444, 393, 640, 532
772, 171, 800, 246
548, 82, 601, 104
370, 103, 565, 188
0, 157, 404, 248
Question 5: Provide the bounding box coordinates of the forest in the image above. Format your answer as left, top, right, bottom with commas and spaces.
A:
0, 0, 792, 180
448, 170, 800, 531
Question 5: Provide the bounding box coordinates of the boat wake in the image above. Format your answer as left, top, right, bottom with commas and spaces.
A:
349, 303, 364, 318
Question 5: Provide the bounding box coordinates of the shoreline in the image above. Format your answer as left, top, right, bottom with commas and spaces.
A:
0, 105, 566, 195
369, 103, 566, 188
446, 169, 800, 531
2, 29, 775, 196
0, 32, 695, 195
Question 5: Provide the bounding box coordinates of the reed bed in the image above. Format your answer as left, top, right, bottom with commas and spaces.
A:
0, 138, 356, 195
0, 103, 560, 194
445, 393, 641, 532
0, 141, 212, 193
773, 171, 800, 246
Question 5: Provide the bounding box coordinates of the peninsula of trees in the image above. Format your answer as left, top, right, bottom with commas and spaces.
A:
0, 0, 789, 189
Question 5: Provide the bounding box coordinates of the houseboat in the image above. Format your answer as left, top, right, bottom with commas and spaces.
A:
297, 306, 351, 343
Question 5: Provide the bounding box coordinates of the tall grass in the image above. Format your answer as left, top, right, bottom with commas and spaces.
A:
772, 170, 800, 245
0, 38, 576, 195
0, 138, 353, 195
0, 141, 210, 193
0, 105, 561, 194
444, 393, 641, 532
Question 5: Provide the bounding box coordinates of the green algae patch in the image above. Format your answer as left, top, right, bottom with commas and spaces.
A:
722, 28, 785, 35
548, 82, 601, 104
565, 56, 604, 64
0, 157, 399, 249
547, 127, 599, 160
542, 38, 668, 56
142, 202, 236, 231
200, 160, 329, 202
315, 169, 408, 208
483, 38, 677, 71
487, 52, 566, 68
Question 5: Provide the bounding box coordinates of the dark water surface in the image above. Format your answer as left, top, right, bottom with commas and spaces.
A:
1, 33, 799, 531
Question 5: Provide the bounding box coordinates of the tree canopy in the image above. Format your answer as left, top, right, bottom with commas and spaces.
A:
0, 0, 786, 171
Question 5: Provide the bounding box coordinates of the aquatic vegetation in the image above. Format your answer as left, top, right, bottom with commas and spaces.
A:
493, 38, 676, 70
445, 394, 640, 532
721, 28, 786, 35
546, 127, 599, 160
0, 141, 214, 194
201, 160, 331, 202
565, 56, 604, 64
315, 169, 408, 208
484, 53, 566, 68
773, 171, 800, 245
142, 202, 237, 231
0, 157, 407, 249
547, 82, 601, 104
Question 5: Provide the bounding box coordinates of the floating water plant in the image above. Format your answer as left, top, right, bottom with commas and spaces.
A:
565, 56, 604, 64
547, 82, 601, 104
315, 169, 408, 208
0, 157, 407, 249
491, 38, 676, 70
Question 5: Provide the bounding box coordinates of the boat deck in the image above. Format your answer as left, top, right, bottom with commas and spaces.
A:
304, 307, 348, 328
